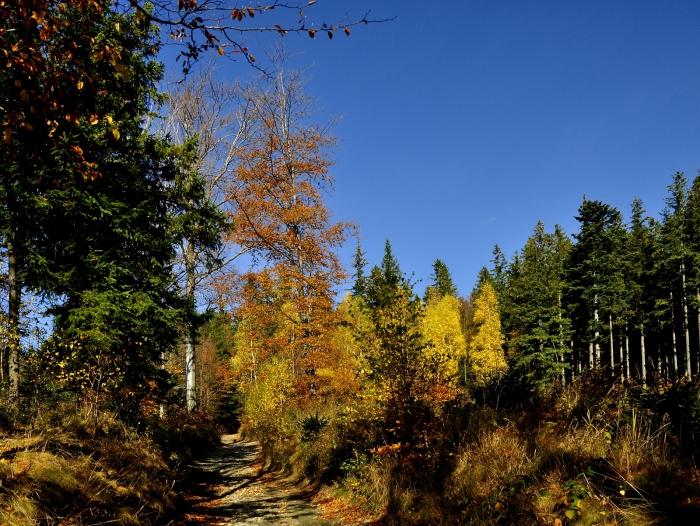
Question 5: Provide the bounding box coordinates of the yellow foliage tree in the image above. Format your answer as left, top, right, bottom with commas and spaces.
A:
241, 356, 295, 449
469, 281, 507, 385
422, 294, 466, 386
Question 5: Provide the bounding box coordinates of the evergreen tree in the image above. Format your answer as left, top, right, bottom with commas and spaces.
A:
565, 199, 626, 371
364, 239, 405, 311
351, 242, 369, 297
424, 258, 458, 301
686, 173, 700, 372
0, 3, 216, 408
506, 222, 572, 390
659, 173, 693, 378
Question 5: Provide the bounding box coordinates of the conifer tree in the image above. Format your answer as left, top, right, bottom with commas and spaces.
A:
622, 198, 655, 383
1, 3, 205, 407
565, 199, 626, 371
660, 173, 693, 378
424, 259, 458, 301
686, 173, 700, 372
351, 242, 369, 298
506, 222, 572, 390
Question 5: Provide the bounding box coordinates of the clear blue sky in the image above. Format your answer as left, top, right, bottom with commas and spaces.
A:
164, 0, 700, 298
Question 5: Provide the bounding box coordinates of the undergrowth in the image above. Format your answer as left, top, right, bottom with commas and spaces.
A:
245, 374, 700, 525
0, 399, 220, 525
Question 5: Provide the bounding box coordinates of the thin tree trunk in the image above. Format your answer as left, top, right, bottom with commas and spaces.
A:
7, 221, 21, 407
624, 326, 630, 382
609, 314, 615, 375
671, 292, 679, 377
641, 323, 647, 387
681, 261, 691, 378
594, 297, 600, 366
185, 239, 197, 412
696, 290, 700, 376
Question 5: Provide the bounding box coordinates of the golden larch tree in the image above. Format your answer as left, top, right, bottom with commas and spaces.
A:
422, 294, 466, 386
469, 281, 507, 385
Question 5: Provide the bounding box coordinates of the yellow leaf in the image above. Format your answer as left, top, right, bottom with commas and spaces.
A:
565, 509, 576, 520
3, 127, 11, 143
620, 489, 626, 496
112, 128, 120, 140
554, 519, 563, 526
106, 115, 113, 125
77, 80, 84, 90
115, 22, 120, 32
217, 46, 225, 55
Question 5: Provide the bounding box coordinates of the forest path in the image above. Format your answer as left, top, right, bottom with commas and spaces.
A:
180, 434, 339, 525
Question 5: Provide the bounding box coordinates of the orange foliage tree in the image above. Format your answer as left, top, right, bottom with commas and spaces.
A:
219, 64, 353, 402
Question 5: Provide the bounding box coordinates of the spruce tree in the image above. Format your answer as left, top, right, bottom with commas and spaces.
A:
424, 258, 458, 301
565, 199, 626, 371
659, 173, 693, 378
505, 222, 572, 390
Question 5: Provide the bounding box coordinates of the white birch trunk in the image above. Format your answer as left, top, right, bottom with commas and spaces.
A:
185, 240, 197, 412
7, 221, 21, 407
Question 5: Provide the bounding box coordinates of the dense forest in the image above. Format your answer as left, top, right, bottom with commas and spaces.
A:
3, 1, 700, 525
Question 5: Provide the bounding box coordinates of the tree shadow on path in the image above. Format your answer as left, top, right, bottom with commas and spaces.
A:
176, 434, 337, 525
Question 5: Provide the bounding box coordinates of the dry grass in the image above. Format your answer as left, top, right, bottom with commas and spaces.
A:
318, 378, 700, 525
0, 406, 181, 525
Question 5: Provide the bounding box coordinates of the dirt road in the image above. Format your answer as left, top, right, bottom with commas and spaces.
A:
180, 434, 339, 525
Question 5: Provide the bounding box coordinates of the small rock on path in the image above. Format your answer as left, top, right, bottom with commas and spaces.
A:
180, 434, 338, 525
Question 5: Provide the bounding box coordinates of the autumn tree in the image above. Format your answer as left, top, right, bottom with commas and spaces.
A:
222, 63, 352, 400
422, 293, 466, 388
353, 245, 435, 445
469, 281, 507, 385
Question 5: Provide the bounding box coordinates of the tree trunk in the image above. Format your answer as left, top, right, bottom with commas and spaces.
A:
641, 323, 647, 387
696, 290, 700, 376
681, 261, 691, 378
671, 292, 679, 377
185, 239, 197, 412
7, 221, 21, 407
624, 326, 630, 382
609, 314, 615, 375
594, 297, 600, 367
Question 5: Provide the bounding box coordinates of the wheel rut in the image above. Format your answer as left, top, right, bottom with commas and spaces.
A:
179, 434, 338, 525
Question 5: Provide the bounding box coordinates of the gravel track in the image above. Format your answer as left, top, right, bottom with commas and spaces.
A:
180, 434, 338, 525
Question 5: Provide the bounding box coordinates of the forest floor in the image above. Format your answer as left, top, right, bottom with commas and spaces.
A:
177, 434, 341, 525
